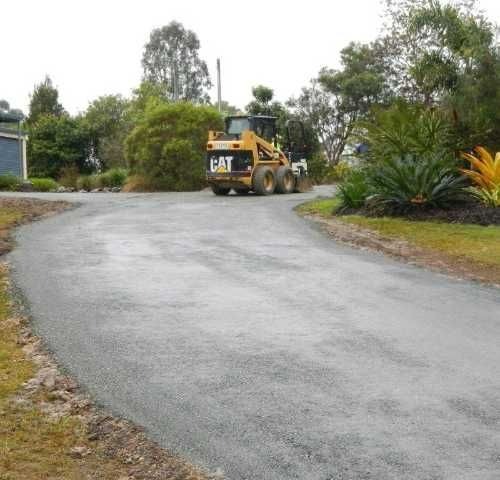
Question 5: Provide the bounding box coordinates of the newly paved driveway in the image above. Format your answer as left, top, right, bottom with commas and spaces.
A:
5, 189, 500, 479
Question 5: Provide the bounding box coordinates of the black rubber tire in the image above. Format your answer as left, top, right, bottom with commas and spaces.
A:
211, 185, 231, 196
234, 187, 250, 195
252, 166, 276, 195
275, 166, 295, 194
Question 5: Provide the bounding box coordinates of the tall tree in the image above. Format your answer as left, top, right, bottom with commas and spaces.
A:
142, 21, 211, 103
291, 42, 386, 164
28, 115, 92, 178
27, 76, 64, 124
83, 94, 131, 169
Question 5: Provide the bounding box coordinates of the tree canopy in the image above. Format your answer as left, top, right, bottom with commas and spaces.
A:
27, 76, 64, 125
142, 21, 211, 103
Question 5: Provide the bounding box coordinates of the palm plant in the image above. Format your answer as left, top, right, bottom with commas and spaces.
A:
461, 147, 500, 207
336, 169, 372, 212
367, 154, 467, 212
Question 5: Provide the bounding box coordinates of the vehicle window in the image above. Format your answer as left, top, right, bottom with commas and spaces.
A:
227, 118, 250, 135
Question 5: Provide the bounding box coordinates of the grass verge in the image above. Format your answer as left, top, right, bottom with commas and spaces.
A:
298, 197, 500, 283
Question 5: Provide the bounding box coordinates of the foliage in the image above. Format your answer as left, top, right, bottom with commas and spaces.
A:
324, 161, 352, 183
336, 169, 372, 211
359, 102, 453, 161
29, 178, 59, 192
97, 168, 128, 188
468, 186, 500, 208
125, 102, 223, 191
76, 175, 98, 191
0, 175, 21, 191
461, 147, 500, 190
215, 100, 241, 116
27, 114, 93, 178
83, 94, 131, 170
366, 154, 466, 212
307, 152, 328, 183
288, 80, 341, 165
58, 165, 80, 188
461, 147, 500, 207
290, 42, 386, 165
27, 76, 64, 125
379, 0, 500, 150
246, 84, 288, 129
0, 99, 24, 120
142, 21, 211, 103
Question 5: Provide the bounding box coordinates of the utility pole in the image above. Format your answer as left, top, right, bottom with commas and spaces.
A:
216, 58, 222, 112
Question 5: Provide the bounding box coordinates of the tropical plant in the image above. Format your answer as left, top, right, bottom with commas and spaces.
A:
336, 169, 372, 211
359, 102, 453, 162
324, 161, 352, 183
461, 147, 500, 207
367, 154, 466, 212
468, 186, 500, 208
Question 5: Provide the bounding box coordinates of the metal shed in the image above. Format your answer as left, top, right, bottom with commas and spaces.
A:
0, 112, 27, 179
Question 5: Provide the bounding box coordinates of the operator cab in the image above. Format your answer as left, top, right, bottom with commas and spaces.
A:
225, 115, 277, 144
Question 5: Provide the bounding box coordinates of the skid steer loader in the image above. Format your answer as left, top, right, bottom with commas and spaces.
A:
206, 115, 311, 195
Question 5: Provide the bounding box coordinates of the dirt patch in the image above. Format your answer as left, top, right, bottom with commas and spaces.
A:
306, 214, 500, 288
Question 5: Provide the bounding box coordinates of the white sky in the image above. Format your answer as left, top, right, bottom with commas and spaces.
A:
2, 0, 499, 115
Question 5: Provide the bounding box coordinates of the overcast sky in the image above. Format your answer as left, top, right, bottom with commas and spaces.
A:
2, 0, 499, 115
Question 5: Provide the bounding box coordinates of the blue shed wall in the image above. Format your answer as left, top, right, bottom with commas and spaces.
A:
0, 136, 23, 177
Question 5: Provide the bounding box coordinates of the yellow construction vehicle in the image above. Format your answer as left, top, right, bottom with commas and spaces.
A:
206, 115, 310, 195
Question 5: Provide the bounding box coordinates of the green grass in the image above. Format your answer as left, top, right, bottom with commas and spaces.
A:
342, 216, 500, 268
29, 178, 59, 192
297, 197, 500, 269
296, 197, 340, 216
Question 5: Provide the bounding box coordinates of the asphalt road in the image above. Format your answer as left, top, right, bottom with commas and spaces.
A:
5, 188, 500, 479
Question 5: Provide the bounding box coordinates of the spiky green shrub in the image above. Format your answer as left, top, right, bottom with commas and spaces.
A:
30, 178, 59, 192
359, 102, 453, 161
367, 155, 467, 212
336, 169, 372, 211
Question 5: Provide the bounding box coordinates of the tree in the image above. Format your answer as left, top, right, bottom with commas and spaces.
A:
27, 76, 64, 124
246, 85, 284, 117
289, 80, 342, 165
125, 102, 223, 190
290, 42, 385, 165
142, 21, 211, 103
28, 115, 93, 178
0, 99, 24, 120
215, 100, 241, 116
83, 94, 131, 169
377, 0, 500, 150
